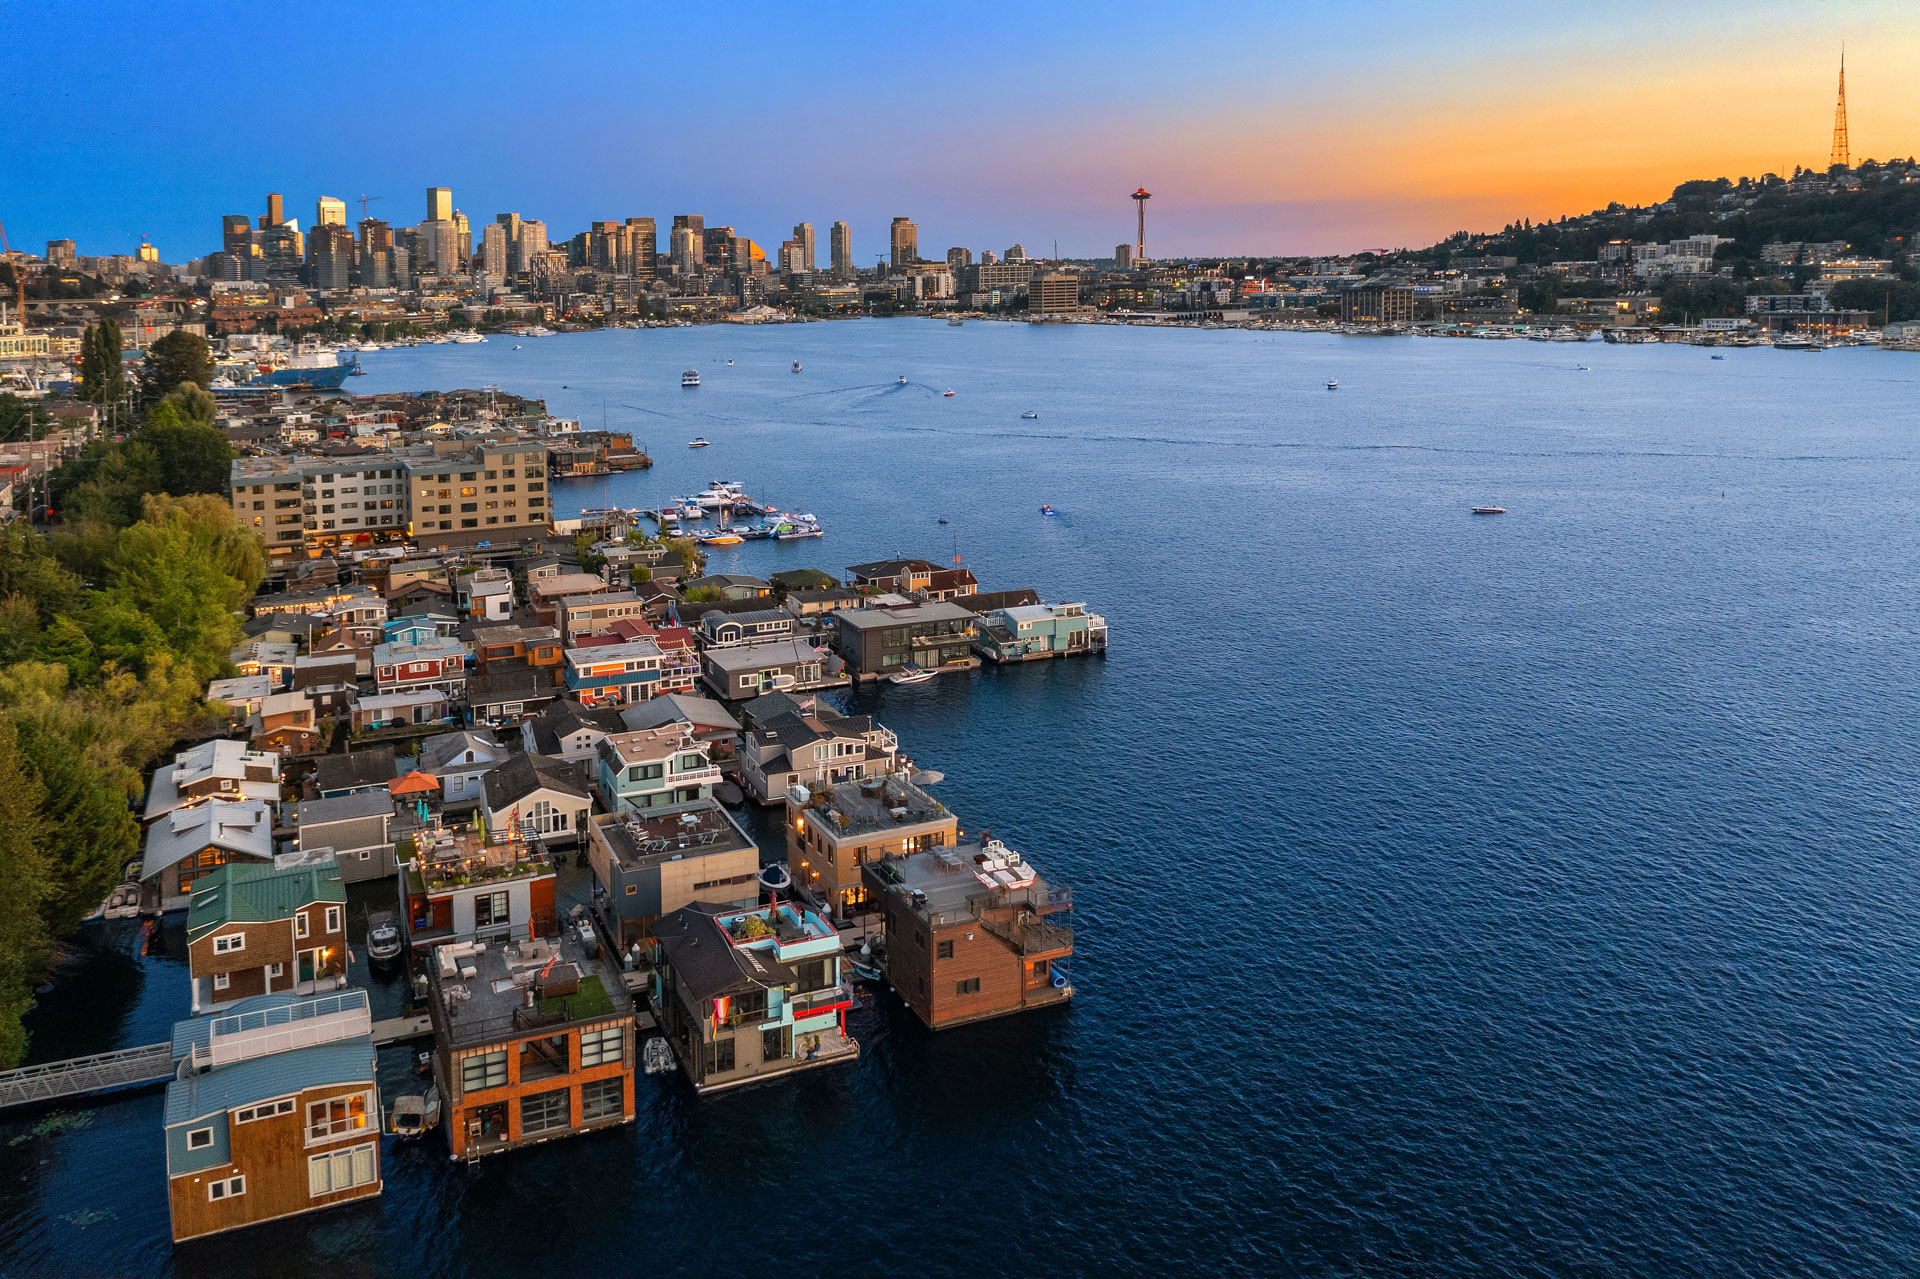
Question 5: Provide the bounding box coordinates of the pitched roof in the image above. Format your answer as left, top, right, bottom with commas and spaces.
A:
142, 799, 275, 882
618, 693, 740, 735
187, 857, 345, 941
654, 903, 798, 1004
296, 790, 395, 827
310, 748, 396, 795
417, 730, 503, 773
482, 751, 590, 810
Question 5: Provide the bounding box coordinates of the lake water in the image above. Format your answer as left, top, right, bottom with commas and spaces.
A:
8, 321, 1920, 1277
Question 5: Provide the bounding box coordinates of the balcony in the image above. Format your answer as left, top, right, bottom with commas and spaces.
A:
788, 983, 853, 1018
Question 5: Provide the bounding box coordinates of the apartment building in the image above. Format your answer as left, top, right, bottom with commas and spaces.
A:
402, 440, 549, 551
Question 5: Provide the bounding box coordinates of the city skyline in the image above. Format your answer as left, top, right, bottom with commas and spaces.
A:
4, 1, 1917, 261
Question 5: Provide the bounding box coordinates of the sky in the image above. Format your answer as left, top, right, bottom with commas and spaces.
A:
3, 0, 1916, 263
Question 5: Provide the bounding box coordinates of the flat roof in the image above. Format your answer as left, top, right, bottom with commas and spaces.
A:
595, 801, 754, 871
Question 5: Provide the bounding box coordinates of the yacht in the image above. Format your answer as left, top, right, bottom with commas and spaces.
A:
449, 331, 486, 344
1326, 379, 1338, 390
890, 664, 935, 685
366, 912, 402, 967
682, 369, 700, 387
688, 438, 711, 448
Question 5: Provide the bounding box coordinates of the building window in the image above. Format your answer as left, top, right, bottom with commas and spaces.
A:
295, 912, 309, 939
187, 1126, 214, 1150
955, 977, 981, 995
235, 1097, 295, 1124
268, 963, 284, 978
308, 1142, 377, 1197
325, 906, 341, 933
207, 1175, 245, 1201
580, 1025, 624, 1069
762, 1026, 791, 1062
935, 940, 954, 960
475, 891, 510, 928
703, 1037, 736, 1076
212, 972, 230, 990
461, 1049, 508, 1093
581, 1077, 623, 1121
521, 1088, 571, 1134
306, 1093, 370, 1142
212, 933, 245, 954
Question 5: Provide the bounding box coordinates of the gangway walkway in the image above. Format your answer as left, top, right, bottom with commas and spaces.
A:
0, 1042, 173, 1110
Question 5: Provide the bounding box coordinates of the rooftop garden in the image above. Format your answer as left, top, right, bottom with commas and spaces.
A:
536, 974, 614, 1020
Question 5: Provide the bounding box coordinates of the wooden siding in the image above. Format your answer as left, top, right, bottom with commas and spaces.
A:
167, 1081, 380, 1242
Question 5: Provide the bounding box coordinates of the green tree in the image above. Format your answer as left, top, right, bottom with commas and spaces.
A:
140, 329, 212, 402
162, 380, 217, 426
134, 402, 230, 498
77, 321, 126, 412
0, 717, 51, 1068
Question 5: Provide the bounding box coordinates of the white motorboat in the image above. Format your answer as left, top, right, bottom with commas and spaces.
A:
388, 1092, 441, 1139
366, 911, 402, 966
792, 361, 802, 372
1326, 379, 1338, 390
1022, 411, 1038, 419
688, 438, 711, 448
682, 369, 701, 387
890, 664, 934, 685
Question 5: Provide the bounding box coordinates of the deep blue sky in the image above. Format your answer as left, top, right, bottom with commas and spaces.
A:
3, 1, 1910, 260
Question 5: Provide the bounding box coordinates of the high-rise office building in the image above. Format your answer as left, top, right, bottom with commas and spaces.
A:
308, 224, 355, 290
733, 236, 766, 276
359, 218, 393, 253
890, 217, 917, 268
980, 249, 999, 265
670, 225, 698, 276
427, 187, 453, 223
481, 223, 509, 278
780, 240, 806, 276
420, 220, 459, 275
792, 222, 815, 273
671, 215, 705, 268
45, 239, 75, 266
946, 246, 972, 274
452, 211, 470, 266
261, 193, 284, 230
1007, 243, 1026, 261
520, 220, 549, 274
222, 215, 253, 256
315, 197, 347, 228
829, 221, 852, 281
496, 212, 521, 242
624, 218, 655, 279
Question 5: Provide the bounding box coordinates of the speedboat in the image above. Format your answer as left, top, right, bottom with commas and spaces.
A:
1472, 507, 1506, 515
1040, 505, 1058, 516
897, 376, 908, 385
688, 438, 711, 448
366, 911, 402, 967
890, 664, 934, 685
1326, 379, 1338, 390
682, 370, 700, 387
513, 344, 523, 350
700, 531, 744, 545
938, 517, 948, 524
1711, 354, 1724, 360
792, 361, 802, 372
388, 1092, 441, 1139
727, 359, 734, 365
947, 317, 965, 326
775, 524, 824, 540
1022, 411, 1038, 419
943, 389, 955, 397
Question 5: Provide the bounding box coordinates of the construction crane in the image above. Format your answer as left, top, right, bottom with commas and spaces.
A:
357, 194, 383, 222
0, 218, 24, 324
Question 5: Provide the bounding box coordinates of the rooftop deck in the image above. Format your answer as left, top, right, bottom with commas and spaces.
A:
867, 843, 1074, 955
796, 774, 949, 838
406, 827, 552, 894
596, 802, 753, 871
430, 927, 631, 1048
